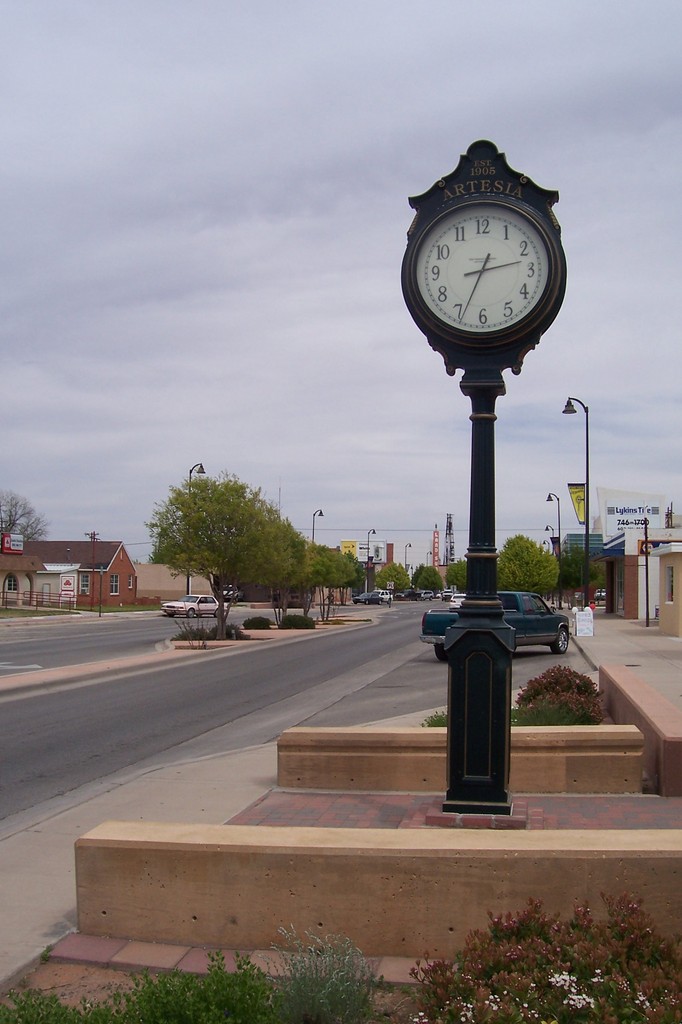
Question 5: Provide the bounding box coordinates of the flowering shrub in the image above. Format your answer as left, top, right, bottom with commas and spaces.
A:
411, 893, 682, 1023
514, 665, 604, 725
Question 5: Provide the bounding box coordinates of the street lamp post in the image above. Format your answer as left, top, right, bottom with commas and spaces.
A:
546, 492, 563, 608
312, 509, 324, 542
186, 462, 206, 595
404, 542, 411, 576
562, 397, 590, 608
366, 528, 376, 592
85, 530, 99, 611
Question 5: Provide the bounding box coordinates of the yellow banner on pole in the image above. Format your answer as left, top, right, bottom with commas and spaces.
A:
567, 483, 586, 526
340, 540, 358, 558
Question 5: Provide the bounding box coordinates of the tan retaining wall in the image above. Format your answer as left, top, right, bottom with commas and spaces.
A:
75, 821, 682, 957
599, 664, 682, 796
277, 725, 644, 794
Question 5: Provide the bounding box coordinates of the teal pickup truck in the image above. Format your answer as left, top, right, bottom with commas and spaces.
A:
420, 591, 570, 661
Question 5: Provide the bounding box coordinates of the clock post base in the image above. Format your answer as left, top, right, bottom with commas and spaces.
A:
443, 617, 514, 815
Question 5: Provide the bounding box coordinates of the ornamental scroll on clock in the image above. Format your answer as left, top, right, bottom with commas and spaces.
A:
401, 140, 567, 376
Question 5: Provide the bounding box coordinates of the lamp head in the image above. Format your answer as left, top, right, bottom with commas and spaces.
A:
562, 399, 577, 415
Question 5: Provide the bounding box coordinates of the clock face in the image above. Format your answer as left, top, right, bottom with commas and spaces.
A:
414, 203, 552, 337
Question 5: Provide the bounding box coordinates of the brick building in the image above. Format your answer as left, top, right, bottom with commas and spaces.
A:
0, 540, 137, 610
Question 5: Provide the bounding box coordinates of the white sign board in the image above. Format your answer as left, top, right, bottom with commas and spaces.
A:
574, 609, 594, 637
598, 488, 667, 537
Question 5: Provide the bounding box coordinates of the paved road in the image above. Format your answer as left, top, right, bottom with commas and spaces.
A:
0, 604, 592, 826
0, 612, 175, 673
0, 607, 421, 822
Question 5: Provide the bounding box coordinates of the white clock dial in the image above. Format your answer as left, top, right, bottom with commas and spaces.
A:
415, 203, 551, 335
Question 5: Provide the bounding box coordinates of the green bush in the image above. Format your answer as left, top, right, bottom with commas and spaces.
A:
242, 616, 274, 630
0, 989, 86, 1022
273, 928, 376, 1024
280, 614, 315, 630
422, 710, 447, 728
108, 952, 277, 1024
0, 953, 278, 1024
514, 665, 604, 725
411, 893, 682, 1023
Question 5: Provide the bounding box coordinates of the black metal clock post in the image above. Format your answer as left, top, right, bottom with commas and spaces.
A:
401, 141, 566, 815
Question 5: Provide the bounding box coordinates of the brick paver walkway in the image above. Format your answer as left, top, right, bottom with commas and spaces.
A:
228, 788, 682, 830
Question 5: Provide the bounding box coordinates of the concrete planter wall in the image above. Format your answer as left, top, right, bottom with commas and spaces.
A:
277, 724, 644, 795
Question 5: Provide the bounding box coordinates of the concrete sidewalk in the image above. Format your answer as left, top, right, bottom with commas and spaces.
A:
570, 609, 682, 711
2, 611, 682, 992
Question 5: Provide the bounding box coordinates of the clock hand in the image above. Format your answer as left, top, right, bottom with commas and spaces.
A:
459, 252, 491, 322
462, 259, 522, 277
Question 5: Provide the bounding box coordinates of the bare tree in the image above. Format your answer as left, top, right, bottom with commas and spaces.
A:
0, 490, 49, 540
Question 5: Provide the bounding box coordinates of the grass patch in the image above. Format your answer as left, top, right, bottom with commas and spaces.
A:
0, 607, 74, 618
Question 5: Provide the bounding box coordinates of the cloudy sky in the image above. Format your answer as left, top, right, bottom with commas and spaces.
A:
2, 0, 680, 567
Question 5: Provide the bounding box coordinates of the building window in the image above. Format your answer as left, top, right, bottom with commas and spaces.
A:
5, 574, 18, 592
666, 565, 674, 603
79, 573, 90, 595
110, 574, 119, 596
127, 574, 134, 590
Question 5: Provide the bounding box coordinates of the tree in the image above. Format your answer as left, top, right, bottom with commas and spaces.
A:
445, 559, 467, 592
375, 562, 410, 592
560, 544, 603, 602
258, 512, 310, 622
497, 534, 558, 594
309, 545, 360, 621
412, 564, 444, 593
147, 473, 277, 639
343, 552, 366, 600
0, 490, 48, 540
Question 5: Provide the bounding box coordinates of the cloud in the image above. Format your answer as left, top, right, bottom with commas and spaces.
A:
0, 0, 680, 567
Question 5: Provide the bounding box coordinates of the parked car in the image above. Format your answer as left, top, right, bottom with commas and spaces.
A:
595, 589, 606, 603
449, 592, 465, 608
421, 591, 570, 661
352, 591, 385, 605
161, 595, 219, 617
420, 590, 435, 601
441, 590, 453, 601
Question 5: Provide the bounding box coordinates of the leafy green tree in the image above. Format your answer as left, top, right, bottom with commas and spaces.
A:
375, 563, 410, 592
147, 473, 276, 638
445, 559, 467, 592
309, 545, 360, 620
343, 552, 366, 599
412, 564, 444, 593
258, 512, 310, 622
559, 544, 603, 603
0, 490, 48, 540
497, 534, 558, 594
